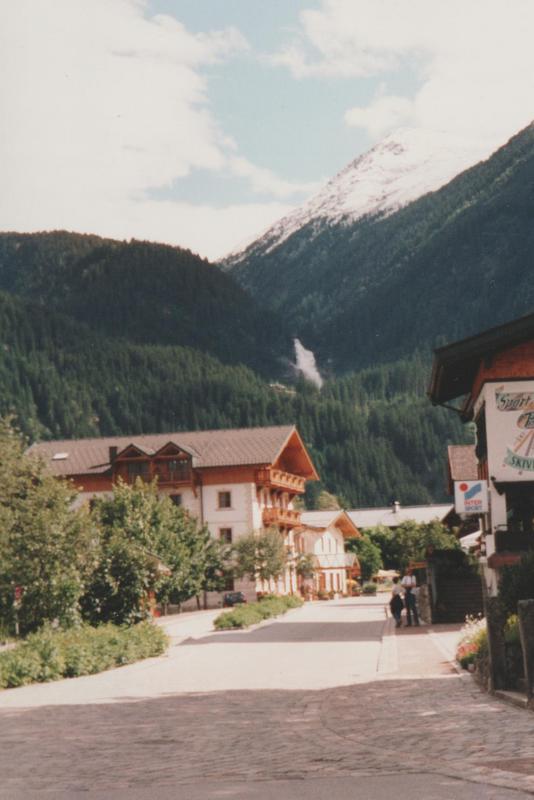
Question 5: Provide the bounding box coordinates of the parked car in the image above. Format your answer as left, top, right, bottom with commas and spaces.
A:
223, 591, 247, 607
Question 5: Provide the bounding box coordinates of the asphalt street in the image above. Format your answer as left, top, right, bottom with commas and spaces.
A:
1, 597, 533, 799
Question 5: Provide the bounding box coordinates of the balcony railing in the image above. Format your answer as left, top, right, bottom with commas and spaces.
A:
262, 508, 301, 528
256, 468, 306, 493
311, 553, 356, 569
114, 461, 192, 486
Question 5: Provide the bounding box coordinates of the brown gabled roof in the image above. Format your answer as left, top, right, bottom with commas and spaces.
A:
27, 425, 318, 479
447, 445, 478, 482
428, 311, 534, 406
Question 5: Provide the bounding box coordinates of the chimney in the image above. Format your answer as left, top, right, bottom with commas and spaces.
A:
109, 446, 118, 465
393, 500, 400, 514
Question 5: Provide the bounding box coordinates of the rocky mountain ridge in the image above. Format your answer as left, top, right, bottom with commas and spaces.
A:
224, 127, 494, 264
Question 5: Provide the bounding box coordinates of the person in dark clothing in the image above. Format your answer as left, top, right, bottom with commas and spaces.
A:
401, 569, 420, 626
389, 576, 403, 628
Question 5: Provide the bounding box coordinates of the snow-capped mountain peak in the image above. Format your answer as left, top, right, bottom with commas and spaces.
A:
225, 127, 495, 260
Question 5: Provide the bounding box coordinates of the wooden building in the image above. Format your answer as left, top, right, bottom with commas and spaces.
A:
429, 311, 534, 595
28, 425, 319, 605
296, 511, 361, 596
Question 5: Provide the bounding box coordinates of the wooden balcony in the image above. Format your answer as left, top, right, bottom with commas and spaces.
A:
263, 507, 301, 528
311, 553, 357, 568
256, 468, 306, 493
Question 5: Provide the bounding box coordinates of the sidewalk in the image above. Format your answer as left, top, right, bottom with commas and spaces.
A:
378, 611, 463, 679
154, 607, 222, 643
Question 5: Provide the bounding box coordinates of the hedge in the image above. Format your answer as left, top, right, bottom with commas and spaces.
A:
0, 622, 168, 689
214, 595, 303, 630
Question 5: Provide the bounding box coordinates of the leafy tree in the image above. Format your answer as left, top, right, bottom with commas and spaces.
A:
157, 517, 230, 609
316, 490, 341, 510
364, 526, 397, 570
346, 536, 382, 582
295, 553, 315, 580
83, 480, 227, 624
234, 528, 288, 592
0, 417, 93, 634
364, 520, 460, 572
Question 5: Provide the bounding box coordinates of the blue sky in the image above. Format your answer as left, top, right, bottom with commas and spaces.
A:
146, 0, 375, 210
2, 1, 533, 259
146, 0, 424, 200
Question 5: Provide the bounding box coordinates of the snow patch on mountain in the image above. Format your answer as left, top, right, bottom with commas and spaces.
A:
226, 128, 496, 260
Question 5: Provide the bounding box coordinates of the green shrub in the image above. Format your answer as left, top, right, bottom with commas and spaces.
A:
362, 582, 377, 595
214, 595, 303, 630
0, 622, 168, 690
0, 647, 42, 688
504, 614, 520, 646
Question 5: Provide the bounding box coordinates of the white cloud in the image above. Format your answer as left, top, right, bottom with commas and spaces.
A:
0, 0, 304, 259
4, 195, 295, 262
273, 0, 534, 147
228, 156, 321, 199
345, 94, 414, 138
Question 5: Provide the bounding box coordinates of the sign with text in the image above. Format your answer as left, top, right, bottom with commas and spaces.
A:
454, 481, 488, 514
486, 381, 534, 482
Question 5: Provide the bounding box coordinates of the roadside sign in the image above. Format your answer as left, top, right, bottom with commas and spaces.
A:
454, 480, 488, 514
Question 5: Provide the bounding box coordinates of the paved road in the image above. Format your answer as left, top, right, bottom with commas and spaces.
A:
1, 598, 534, 799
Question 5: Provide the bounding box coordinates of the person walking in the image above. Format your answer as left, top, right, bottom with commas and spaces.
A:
389, 576, 403, 628
401, 569, 419, 627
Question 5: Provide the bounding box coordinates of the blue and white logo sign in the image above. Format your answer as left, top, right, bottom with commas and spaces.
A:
454, 480, 488, 514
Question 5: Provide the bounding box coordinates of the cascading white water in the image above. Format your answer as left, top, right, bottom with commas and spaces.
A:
294, 338, 323, 388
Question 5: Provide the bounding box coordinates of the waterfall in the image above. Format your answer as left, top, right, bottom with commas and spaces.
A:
294, 338, 323, 388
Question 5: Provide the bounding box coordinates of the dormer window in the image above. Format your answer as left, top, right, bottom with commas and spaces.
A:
167, 458, 190, 482
128, 461, 149, 482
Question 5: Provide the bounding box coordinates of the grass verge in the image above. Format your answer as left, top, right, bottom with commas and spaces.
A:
214, 594, 303, 630
0, 621, 168, 689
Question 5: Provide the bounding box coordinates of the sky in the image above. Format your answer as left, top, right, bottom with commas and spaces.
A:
2, 0, 534, 260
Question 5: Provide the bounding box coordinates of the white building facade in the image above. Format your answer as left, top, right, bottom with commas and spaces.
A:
296, 511, 360, 596
30, 425, 319, 606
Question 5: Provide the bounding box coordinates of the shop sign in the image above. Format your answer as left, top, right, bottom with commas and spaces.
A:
454, 481, 489, 514
486, 381, 534, 481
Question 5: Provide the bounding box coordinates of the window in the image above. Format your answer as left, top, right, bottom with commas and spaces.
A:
224, 577, 234, 591
170, 494, 182, 507
505, 485, 534, 533
127, 461, 149, 481
218, 491, 231, 509
167, 458, 190, 482
219, 528, 232, 543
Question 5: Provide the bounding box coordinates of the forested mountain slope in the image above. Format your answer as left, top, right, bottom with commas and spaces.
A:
226, 123, 534, 373
0, 290, 467, 506
0, 232, 292, 377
